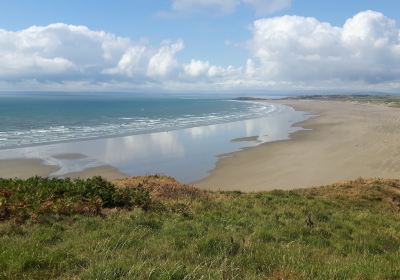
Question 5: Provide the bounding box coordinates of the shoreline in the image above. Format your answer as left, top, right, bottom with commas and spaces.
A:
0, 104, 307, 182
4, 99, 398, 190
0, 157, 126, 180
0, 99, 293, 152
195, 99, 400, 191
0, 158, 60, 179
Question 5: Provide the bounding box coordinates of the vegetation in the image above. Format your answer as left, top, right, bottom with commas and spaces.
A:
235, 94, 400, 107
286, 94, 400, 107
0, 176, 154, 223
1, 176, 400, 279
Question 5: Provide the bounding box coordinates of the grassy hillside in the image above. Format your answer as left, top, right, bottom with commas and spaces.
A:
1, 176, 400, 279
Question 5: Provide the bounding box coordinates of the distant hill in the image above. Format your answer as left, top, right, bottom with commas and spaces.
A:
233, 96, 268, 101
235, 94, 400, 108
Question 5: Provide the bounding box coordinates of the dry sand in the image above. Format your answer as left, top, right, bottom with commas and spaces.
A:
3, 99, 400, 190
195, 100, 400, 191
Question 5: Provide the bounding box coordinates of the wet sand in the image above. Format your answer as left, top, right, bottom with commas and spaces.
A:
231, 136, 259, 142
0, 159, 59, 179
4, 99, 400, 190
0, 157, 125, 180
0, 105, 307, 183
53, 153, 87, 160
195, 100, 400, 191
64, 165, 126, 180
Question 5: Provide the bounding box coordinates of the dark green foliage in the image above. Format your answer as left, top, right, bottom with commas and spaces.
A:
0, 176, 153, 222
112, 183, 151, 210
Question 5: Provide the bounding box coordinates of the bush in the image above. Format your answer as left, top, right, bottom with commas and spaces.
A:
113, 184, 152, 210
0, 176, 156, 222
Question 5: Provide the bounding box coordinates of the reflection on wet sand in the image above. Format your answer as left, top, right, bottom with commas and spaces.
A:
0, 104, 309, 182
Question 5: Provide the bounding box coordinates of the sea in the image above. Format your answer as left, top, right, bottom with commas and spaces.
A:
0, 92, 311, 182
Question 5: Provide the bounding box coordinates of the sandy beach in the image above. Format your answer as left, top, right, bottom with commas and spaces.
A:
0, 159, 59, 179
0, 104, 306, 182
3, 99, 400, 189
0, 157, 125, 180
195, 99, 400, 191
64, 165, 126, 180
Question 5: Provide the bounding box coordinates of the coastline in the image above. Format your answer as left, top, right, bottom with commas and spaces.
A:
0, 103, 307, 182
0, 158, 59, 179
0, 157, 126, 180
63, 165, 127, 180
4, 98, 400, 190
195, 99, 400, 191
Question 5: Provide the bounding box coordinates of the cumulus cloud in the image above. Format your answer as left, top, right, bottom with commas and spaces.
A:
1, 10, 400, 92
0, 23, 241, 90
147, 41, 184, 77
183, 59, 211, 77
105, 40, 185, 80
169, 0, 290, 15
0, 23, 187, 84
248, 10, 400, 85
181, 59, 242, 86
0, 23, 136, 81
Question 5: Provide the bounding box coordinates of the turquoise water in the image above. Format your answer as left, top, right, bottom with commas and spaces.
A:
0, 92, 280, 149
0, 92, 311, 182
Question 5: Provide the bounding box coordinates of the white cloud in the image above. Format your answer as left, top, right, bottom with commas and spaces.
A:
169, 0, 290, 15
1, 11, 400, 92
105, 46, 148, 78
0, 23, 242, 90
147, 40, 184, 77
181, 59, 242, 84
183, 59, 211, 77
0, 23, 185, 84
248, 10, 400, 85
0, 23, 129, 80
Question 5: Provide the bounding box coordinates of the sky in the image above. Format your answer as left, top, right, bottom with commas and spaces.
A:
0, 0, 399, 93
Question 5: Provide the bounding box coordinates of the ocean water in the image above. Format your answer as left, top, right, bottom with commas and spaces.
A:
0, 92, 311, 182
0, 93, 282, 149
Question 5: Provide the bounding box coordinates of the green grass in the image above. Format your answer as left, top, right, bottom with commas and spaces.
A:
1, 176, 400, 279
288, 94, 400, 107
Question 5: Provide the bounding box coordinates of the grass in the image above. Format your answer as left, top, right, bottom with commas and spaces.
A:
287, 94, 400, 107
1, 176, 400, 279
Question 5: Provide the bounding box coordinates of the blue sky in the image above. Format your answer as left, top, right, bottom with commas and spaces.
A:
0, 0, 399, 92
1, 0, 398, 66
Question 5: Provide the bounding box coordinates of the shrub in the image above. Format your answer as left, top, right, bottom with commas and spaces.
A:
0, 176, 156, 222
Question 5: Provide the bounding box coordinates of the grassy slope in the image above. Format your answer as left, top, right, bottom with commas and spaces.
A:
1, 176, 400, 279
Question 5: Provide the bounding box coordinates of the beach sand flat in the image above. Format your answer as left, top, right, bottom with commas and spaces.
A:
0, 158, 126, 180
0, 159, 59, 179
231, 136, 260, 142
2, 99, 400, 189
195, 100, 400, 191
64, 166, 126, 180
